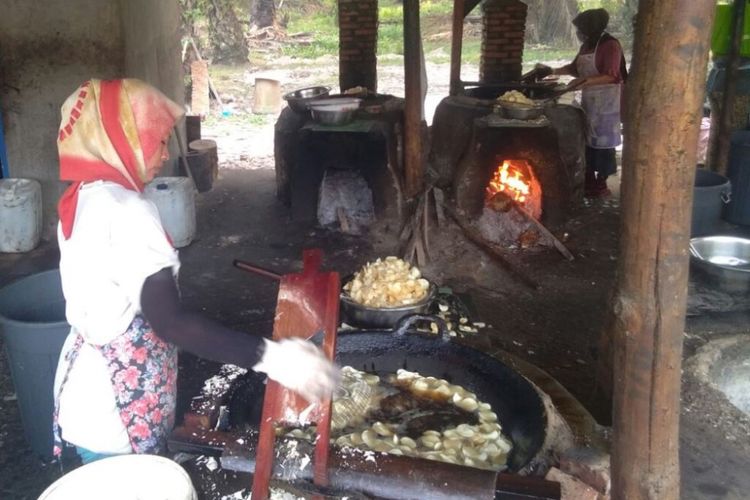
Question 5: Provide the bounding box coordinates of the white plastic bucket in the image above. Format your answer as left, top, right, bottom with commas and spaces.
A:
37, 454, 197, 500
0, 178, 42, 253
144, 177, 196, 248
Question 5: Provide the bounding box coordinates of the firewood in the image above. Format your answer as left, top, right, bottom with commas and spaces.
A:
433, 187, 446, 227
337, 207, 351, 234
402, 192, 429, 265
422, 188, 431, 259
512, 203, 575, 261
487, 191, 514, 212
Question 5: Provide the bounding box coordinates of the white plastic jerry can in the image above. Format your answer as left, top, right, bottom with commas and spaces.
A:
0, 178, 42, 253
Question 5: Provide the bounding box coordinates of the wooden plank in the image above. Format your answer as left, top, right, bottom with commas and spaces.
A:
403, 0, 424, 198
450, 0, 466, 96
601, 2, 717, 499
188, 36, 224, 108
190, 60, 210, 116
251, 250, 340, 500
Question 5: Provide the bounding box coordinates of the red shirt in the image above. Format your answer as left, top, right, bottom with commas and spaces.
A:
568, 39, 626, 83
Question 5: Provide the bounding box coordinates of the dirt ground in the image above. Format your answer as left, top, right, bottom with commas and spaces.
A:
1, 58, 750, 499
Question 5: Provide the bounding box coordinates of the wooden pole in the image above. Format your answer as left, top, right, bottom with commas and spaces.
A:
403, 0, 424, 198
604, 1, 716, 499
711, 0, 746, 174
449, 0, 466, 96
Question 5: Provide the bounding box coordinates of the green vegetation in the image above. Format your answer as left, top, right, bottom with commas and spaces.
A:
203, 110, 271, 128
282, 0, 577, 65
283, 0, 458, 60
183, 0, 628, 64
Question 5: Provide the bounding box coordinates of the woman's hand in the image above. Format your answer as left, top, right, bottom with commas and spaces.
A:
253, 338, 341, 403
533, 64, 553, 80
565, 77, 587, 91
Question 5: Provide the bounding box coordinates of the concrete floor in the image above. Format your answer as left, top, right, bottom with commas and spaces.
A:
1, 166, 749, 499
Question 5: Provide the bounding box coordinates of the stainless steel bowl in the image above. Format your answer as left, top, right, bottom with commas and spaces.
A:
495, 102, 545, 120
690, 235, 750, 292
308, 97, 361, 126
340, 283, 436, 329
283, 86, 331, 113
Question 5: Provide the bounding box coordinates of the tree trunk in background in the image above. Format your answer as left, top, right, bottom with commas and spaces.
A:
604, 0, 716, 498
179, 0, 199, 40
524, 0, 578, 48
251, 0, 276, 29
207, 0, 249, 62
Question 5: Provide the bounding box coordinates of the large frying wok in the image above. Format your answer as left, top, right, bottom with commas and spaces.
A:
228, 315, 546, 473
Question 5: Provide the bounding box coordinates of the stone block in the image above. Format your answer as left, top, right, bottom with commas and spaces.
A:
546, 467, 600, 500
559, 447, 611, 496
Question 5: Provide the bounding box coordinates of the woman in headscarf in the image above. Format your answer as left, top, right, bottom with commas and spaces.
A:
537, 8, 627, 197
52, 79, 339, 463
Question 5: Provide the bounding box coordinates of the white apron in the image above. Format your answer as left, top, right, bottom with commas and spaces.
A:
577, 36, 622, 149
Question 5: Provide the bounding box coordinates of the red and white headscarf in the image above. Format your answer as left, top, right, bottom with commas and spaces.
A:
57, 79, 184, 239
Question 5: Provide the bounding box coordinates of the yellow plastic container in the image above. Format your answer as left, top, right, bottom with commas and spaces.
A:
712, 2, 750, 57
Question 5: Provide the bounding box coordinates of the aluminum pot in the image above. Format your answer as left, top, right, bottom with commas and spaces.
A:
308, 97, 362, 126
282, 86, 331, 113
340, 283, 436, 329
495, 103, 545, 120
690, 235, 750, 292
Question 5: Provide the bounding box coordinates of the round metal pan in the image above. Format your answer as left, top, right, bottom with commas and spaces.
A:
228, 315, 546, 472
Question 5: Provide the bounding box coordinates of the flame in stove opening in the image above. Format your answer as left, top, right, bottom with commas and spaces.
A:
486, 160, 532, 204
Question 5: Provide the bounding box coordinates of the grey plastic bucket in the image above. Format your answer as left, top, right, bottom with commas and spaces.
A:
725, 130, 750, 226
0, 269, 69, 458
692, 169, 732, 236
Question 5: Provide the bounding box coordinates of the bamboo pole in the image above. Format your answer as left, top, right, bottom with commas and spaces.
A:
403, 0, 424, 198
603, 1, 716, 498
449, 0, 466, 96
711, 0, 746, 174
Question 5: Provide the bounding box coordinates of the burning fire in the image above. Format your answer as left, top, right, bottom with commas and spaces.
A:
486, 160, 532, 204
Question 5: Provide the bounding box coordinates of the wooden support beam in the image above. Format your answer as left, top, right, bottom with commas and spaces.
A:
403, 0, 424, 198
450, 0, 466, 96
711, 0, 746, 174
600, 1, 716, 499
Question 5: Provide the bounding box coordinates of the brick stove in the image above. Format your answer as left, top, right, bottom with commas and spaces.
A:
430, 0, 587, 249
454, 114, 573, 225
274, 96, 405, 229
431, 93, 585, 216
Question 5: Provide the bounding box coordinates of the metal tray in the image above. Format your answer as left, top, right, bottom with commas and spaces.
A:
690, 235, 750, 292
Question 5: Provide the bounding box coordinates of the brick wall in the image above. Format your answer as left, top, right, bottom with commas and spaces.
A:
338, 0, 378, 92
480, 0, 527, 83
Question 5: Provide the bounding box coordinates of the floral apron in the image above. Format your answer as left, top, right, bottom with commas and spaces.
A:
53, 315, 178, 457
577, 34, 622, 149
